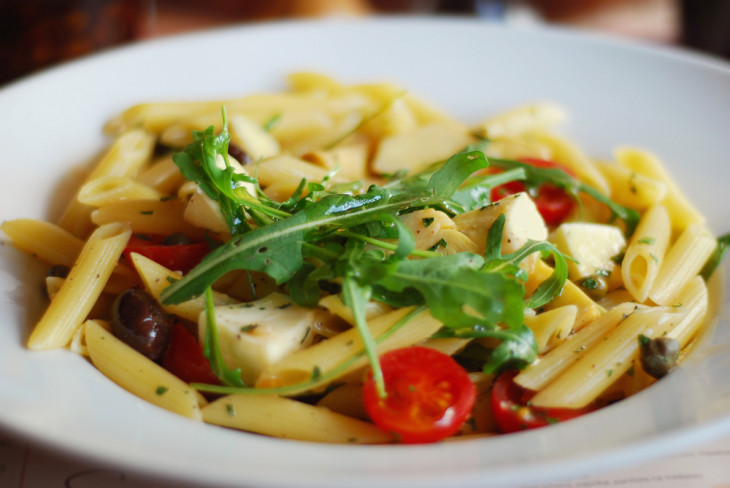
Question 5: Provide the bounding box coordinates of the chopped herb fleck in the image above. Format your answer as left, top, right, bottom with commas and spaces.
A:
637, 237, 656, 245
226, 403, 236, 416
311, 366, 322, 381
422, 217, 435, 228
156, 386, 169, 395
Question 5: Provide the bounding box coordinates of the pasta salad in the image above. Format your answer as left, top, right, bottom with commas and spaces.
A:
2, 72, 727, 444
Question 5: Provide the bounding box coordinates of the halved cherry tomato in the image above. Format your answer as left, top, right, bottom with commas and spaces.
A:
124, 234, 210, 273
162, 322, 220, 385
491, 158, 577, 227
491, 370, 592, 433
362, 346, 476, 444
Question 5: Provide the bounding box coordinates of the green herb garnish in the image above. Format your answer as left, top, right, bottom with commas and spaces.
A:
162, 118, 627, 391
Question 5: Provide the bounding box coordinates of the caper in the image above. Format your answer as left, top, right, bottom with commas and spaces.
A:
639, 335, 680, 379
577, 275, 608, 300
111, 288, 171, 361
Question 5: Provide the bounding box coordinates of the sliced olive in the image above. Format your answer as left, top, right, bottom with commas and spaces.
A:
47, 264, 70, 278
639, 334, 680, 379
111, 288, 171, 361
228, 143, 252, 166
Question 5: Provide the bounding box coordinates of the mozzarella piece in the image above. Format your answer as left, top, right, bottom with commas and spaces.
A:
199, 292, 320, 385
453, 192, 548, 255
552, 222, 626, 280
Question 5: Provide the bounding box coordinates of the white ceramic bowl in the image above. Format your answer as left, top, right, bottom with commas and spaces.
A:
1, 18, 729, 488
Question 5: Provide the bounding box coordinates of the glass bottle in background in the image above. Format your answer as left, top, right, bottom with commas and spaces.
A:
0, 0, 151, 86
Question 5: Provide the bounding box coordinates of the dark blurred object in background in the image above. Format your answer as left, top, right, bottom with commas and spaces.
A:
681, 0, 730, 60
0, 0, 150, 85
1, 0, 729, 88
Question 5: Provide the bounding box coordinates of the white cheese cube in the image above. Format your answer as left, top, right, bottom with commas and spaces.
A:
453, 192, 548, 255
199, 292, 319, 385
552, 222, 626, 280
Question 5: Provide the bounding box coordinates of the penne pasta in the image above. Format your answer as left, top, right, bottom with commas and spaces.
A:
621, 205, 671, 302
530, 307, 685, 409
202, 394, 392, 444
86, 320, 205, 420
27, 222, 132, 350
615, 147, 705, 231
649, 223, 716, 305
8, 72, 724, 445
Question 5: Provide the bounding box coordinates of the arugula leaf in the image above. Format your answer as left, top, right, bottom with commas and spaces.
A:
427, 151, 489, 201
375, 253, 525, 331
435, 323, 537, 373
203, 288, 245, 387
161, 185, 433, 304
482, 214, 569, 309
172, 109, 289, 235
448, 168, 526, 213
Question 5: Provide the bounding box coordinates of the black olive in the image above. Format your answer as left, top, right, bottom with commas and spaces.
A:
162, 232, 192, 246
111, 288, 171, 361
228, 143, 252, 166
47, 264, 70, 278
639, 335, 680, 379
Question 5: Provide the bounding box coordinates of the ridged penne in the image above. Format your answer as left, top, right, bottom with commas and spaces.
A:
27, 222, 132, 350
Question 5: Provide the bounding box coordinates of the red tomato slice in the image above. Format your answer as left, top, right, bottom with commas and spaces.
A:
362, 346, 476, 444
162, 322, 220, 385
490, 158, 577, 227
491, 370, 592, 433
124, 234, 210, 273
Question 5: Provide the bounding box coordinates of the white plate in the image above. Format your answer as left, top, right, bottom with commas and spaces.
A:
1, 17, 730, 488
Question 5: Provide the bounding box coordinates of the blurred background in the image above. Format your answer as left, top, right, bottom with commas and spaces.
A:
1, 0, 728, 87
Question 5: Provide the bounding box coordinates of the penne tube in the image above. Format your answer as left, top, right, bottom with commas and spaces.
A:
85, 320, 205, 420
530, 306, 685, 409
621, 205, 671, 302
648, 224, 716, 305
525, 305, 578, 354
515, 302, 638, 391
615, 147, 705, 231
135, 155, 187, 194
28, 222, 132, 350
58, 129, 155, 237
202, 394, 392, 444
91, 199, 207, 238
595, 161, 667, 210
473, 102, 568, 140
665, 276, 709, 348
78, 176, 163, 206
130, 253, 237, 322
1, 218, 83, 267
